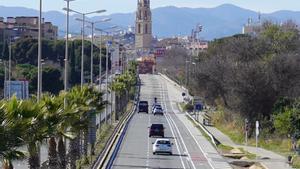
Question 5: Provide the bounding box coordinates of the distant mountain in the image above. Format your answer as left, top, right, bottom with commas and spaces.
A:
1, 4, 300, 39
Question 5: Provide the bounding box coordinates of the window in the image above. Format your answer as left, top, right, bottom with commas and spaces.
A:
138, 24, 141, 34
145, 24, 148, 34
139, 10, 142, 20
144, 11, 147, 19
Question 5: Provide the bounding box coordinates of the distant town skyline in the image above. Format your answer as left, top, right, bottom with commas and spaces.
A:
0, 0, 300, 15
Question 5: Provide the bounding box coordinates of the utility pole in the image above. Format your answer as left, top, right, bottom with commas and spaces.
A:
8, 37, 11, 99
81, 13, 85, 88
64, 0, 75, 104
105, 42, 109, 124
90, 22, 94, 85
98, 32, 102, 129
98, 32, 102, 90
37, 0, 42, 101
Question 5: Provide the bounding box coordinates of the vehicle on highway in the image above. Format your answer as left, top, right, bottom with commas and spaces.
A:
152, 138, 173, 155
149, 124, 165, 137
153, 107, 164, 115
138, 101, 149, 113
151, 104, 162, 113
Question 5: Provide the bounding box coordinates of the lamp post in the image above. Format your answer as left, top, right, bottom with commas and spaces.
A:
63, 0, 75, 103
95, 25, 117, 91
37, 0, 42, 101
8, 37, 11, 99
108, 29, 122, 125
63, 8, 106, 88
75, 18, 111, 86
105, 40, 110, 124
41, 59, 45, 95
94, 26, 118, 124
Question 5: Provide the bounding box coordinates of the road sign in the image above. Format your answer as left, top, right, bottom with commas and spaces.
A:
107, 40, 112, 46
195, 103, 203, 111
4, 80, 29, 99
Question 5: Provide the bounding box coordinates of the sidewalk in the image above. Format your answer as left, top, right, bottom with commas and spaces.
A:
195, 112, 292, 169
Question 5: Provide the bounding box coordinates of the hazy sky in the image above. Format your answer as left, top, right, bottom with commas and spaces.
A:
0, 0, 300, 15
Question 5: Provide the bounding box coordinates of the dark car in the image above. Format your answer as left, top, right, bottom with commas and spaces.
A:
138, 101, 149, 113
149, 124, 164, 137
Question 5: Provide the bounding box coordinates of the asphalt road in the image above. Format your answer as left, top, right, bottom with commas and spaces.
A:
112, 74, 214, 169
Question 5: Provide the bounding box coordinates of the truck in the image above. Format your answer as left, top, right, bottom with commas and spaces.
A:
137, 55, 156, 74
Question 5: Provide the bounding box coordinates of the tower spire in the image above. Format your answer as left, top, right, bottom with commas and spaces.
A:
135, 0, 152, 52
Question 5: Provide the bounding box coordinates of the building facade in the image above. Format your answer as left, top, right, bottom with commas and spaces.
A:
135, 0, 152, 52
0, 16, 58, 41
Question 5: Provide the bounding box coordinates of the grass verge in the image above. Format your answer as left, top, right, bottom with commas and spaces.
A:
212, 109, 300, 169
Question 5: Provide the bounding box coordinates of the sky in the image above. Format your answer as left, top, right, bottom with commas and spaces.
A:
0, 0, 300, 15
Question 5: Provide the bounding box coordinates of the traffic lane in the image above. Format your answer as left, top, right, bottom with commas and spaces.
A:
146, 75, 187, 169
112, 74, 185, 169
145, 75, 186, 169
159, 76, 214, 169
113, 74, 153, 169
112, 113, 150, 169
162, 74, 232, 169
142, 75, 185, 169
148, 112, 185, 169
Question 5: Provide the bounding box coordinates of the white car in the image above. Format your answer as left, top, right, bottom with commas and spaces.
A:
152, 104, 162, 112
152, 139, 173, 155
153, 107, 164, 115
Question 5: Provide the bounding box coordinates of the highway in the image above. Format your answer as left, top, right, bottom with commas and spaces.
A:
112, 74, 230, 169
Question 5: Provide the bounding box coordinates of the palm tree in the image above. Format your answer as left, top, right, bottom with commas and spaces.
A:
65, 85, 105, 168
3, 96, 46, 169
111, 71, 136, 119
0, 99, 26, 169
40, 93, 65, 169
65, 86, 90, 168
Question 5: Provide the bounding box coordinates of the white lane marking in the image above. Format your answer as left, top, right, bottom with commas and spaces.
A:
159, 83, 187, 169
165, 82, 216, 169
146, 113, 150, 169
161, 83, 196, 169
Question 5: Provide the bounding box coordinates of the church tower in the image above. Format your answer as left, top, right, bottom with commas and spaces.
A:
135, 0, 152, 52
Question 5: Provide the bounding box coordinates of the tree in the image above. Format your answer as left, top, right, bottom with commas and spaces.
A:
2, 96, 45, 169
65, 85, 105, 168
42, 67, 63, 94
274, 98, 300, 139
0, 99, 26, 169
40, 94, 65, 169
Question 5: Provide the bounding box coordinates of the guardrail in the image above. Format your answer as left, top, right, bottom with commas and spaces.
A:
91, 78, 140, 169
186, 113, 220, 147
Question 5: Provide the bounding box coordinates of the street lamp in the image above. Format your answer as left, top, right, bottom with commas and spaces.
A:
63, 8, 106, 88
8, 37, 12, 99
75, 18, 111, 85
41, 59, 45, 95
37, 0, 43, 101
63, 0, 76, 103
94, 26, 117, 87
94, 26, 118, 124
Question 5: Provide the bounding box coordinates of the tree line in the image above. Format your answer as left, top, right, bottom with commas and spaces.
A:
0, 85, 104, 169
0, 59, 138, 169
160, 21, 300, 141
0, 38, 110, 95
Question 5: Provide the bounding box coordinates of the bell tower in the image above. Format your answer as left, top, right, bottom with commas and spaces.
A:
135, 0, 152, 52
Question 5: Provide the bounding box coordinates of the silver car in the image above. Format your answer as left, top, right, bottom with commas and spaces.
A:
152, 139, 173, 155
